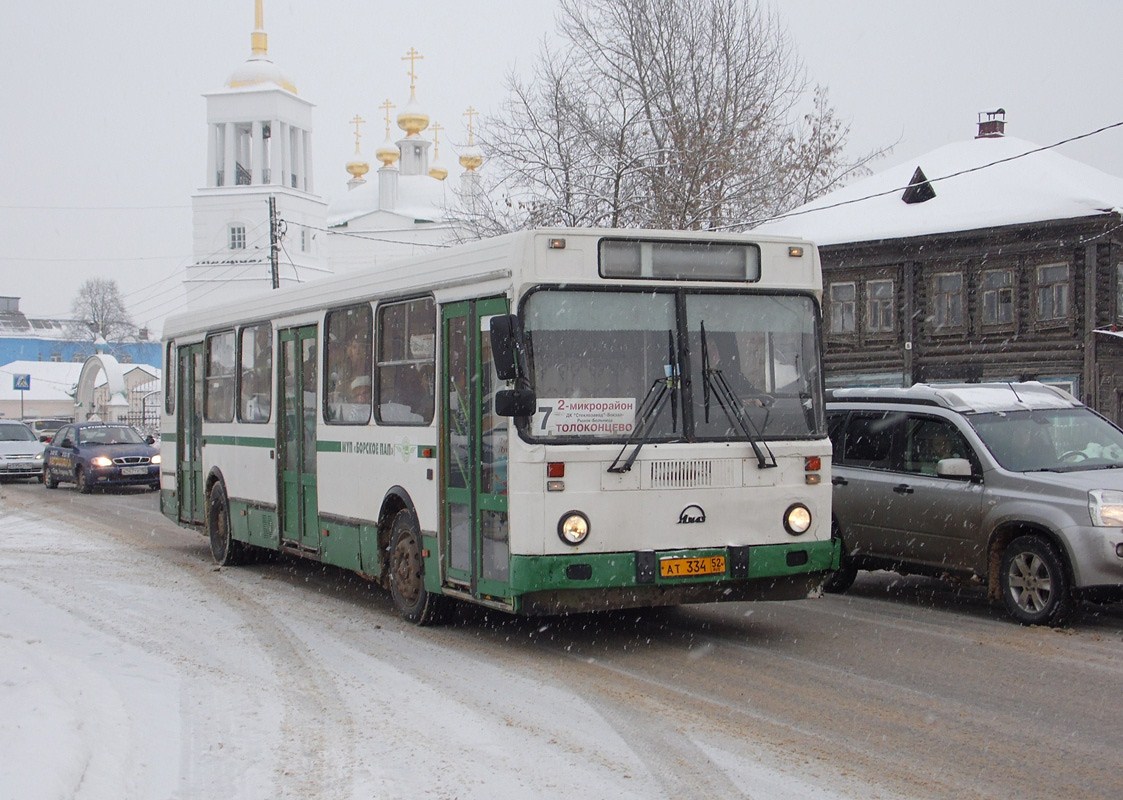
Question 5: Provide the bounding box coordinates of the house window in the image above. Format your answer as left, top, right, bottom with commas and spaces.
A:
982, 269, 1014, 325
828, 282, 856, 334
933, 273, 964, 328
229, 224, 246, 251
866, 280, 895, 333
1036, 264, 1069, 321
301, 228, 311, 253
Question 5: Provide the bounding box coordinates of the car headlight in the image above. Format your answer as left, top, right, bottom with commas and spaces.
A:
784, 503, 812, 535
34, 451, 44, 461
558, 511, 590, 545
91, 456, 113, 468
151, 454, 162, 465
1089, 489, 1123, 527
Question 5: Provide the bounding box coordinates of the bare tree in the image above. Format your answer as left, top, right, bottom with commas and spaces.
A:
461, 0, 889, 235
69, 278, 136, 342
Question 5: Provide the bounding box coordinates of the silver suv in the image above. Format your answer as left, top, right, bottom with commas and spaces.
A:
826, 382, 1123, 625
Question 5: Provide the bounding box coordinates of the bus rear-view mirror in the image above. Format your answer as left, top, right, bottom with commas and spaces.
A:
489, 315, 521, 382
495, 388, 536, 418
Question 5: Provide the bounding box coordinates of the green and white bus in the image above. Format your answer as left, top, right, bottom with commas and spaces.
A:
160, 228, 838, 623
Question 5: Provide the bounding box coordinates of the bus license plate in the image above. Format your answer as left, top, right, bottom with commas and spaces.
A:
120, 466, 148, 476
659, 555, 726, 578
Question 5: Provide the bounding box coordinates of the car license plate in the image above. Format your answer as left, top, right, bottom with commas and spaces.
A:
120, 465, 148, 476
659, 555, 726, 578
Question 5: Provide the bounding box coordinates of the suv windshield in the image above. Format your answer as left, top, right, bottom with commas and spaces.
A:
969, 407, 1123, 472
521, 288, 823, 443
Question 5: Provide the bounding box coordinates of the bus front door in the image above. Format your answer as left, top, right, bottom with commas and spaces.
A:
278, 326, 320, 553
442, 298, 510, 598
177, 343, 205, 526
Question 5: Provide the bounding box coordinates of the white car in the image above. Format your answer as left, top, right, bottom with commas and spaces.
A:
0, 420, 46, 481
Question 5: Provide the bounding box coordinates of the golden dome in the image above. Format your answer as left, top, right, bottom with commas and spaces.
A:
347, 158, 370, 180
397, 95, 429, 137
428, 122, 448, 180
226, 1, 297, 94
346, 114, 370, 180
458, 106, 484, 172
376, 138, 400, 167
458, 146, 484, 172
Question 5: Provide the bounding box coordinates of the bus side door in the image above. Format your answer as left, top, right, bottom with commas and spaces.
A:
442, 298, 510, 597
278, 326, 320, 553
177, 343, 205, 526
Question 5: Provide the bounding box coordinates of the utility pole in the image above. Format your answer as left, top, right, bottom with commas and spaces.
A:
268, 195, 281, 289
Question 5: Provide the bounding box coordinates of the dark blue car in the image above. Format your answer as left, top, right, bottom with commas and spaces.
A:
43, 422, 161, 493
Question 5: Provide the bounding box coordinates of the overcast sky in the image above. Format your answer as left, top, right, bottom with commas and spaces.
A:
3, 0, 1123, 335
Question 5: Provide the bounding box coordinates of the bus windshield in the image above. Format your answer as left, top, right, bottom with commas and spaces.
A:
522, 289, 823, 442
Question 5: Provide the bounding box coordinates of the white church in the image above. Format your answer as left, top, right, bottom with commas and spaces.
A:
184, 1, 486, 306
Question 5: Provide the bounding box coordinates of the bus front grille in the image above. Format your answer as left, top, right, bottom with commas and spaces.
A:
646, 459, 736, 489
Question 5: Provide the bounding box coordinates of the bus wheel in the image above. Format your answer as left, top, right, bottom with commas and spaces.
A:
388, 510, 444, 625
208, 481, 246, 567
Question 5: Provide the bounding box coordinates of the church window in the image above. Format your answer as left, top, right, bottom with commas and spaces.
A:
229, 224, 246, 250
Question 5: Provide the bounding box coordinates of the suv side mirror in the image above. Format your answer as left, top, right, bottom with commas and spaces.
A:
936, 457, 973, 478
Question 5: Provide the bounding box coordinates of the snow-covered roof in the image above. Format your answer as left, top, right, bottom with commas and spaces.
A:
327, 172, 456, 227
751, 135, 1123, 246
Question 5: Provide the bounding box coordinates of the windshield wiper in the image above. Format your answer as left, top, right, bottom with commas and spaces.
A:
608, 380, 677, 474
700, 323, 776, 469
607, 330, 680, 474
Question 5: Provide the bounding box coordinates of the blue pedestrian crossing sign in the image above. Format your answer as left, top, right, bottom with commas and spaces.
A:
12, 374, 30, 391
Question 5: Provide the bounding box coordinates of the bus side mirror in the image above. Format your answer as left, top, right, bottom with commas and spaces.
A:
495, 388, 536, 417
489, 315, 522, 382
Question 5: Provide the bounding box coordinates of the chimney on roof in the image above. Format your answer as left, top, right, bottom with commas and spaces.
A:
977, 108, 1006, 138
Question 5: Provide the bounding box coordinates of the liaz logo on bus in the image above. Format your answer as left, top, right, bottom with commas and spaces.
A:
677, 504, 706, 524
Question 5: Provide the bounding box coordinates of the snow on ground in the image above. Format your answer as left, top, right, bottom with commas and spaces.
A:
0, 494, 867, 800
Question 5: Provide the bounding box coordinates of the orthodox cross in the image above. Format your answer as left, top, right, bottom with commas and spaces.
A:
378, 99, 396, 138
401, 48, 424, 93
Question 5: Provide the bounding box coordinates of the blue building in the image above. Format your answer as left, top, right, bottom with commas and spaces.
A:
0, 296, 160, 367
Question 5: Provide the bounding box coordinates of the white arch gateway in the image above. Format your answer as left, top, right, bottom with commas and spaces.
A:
74, 354, 130, 422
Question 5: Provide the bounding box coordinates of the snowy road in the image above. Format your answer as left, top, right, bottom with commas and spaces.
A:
2, 481, 1122, 800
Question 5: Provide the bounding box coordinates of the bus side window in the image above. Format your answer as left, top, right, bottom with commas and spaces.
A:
324, 304, 372, 425
205, 330, 236, 423
238, 323, 272, 422
376, 297, 435, 426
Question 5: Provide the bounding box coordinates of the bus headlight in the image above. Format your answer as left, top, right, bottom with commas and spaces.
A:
784, 503, 812, 536
558, 511, 590, 545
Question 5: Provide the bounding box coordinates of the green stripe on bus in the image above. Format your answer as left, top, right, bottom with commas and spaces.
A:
203, 435, 276, 447
507, 540, 837, 593
318, 440, 344, 453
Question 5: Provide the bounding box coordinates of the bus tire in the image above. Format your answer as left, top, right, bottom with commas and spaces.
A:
208, 481, 246, 567
388, 510, 445, 625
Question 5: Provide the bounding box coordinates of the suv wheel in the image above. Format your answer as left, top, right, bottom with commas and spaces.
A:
999, 535, 1072, 626
823, 522, 858, 594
